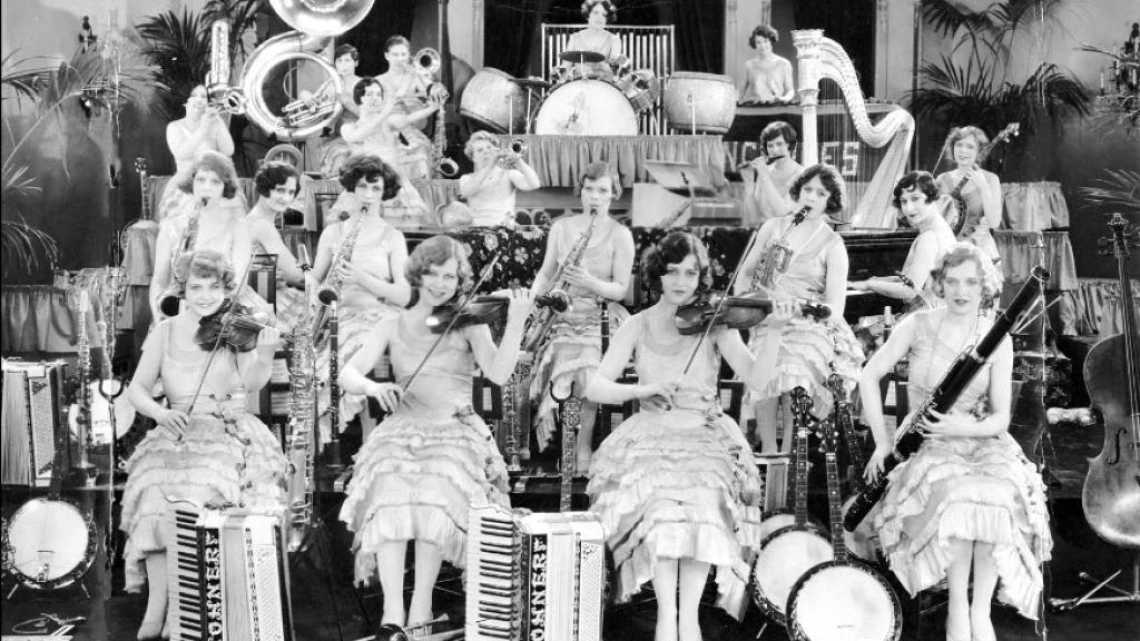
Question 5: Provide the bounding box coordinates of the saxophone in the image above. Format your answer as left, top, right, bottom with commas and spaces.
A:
284, 247, 317, 552
313, 205, 367, 347
522, 208, 600, 353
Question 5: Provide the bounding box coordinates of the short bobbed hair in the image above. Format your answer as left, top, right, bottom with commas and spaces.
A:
338, 154, 401, 200
760, 120, 798, 150
750, 24, 779, 48
577, 161, 622, 199
353, 77, 383, 106
176, 150, 240, 199
929, 242, 1001, 301
172, 249, 236, 297
464, 131, 501, 160
334, 44, 359, 62
406, 235, 474, 295
254, 161, 301, 198
945, 126, 989, 152
643, 231, 711, 294
581, 0, 617, 20
384, 35, 411, 53
789, 163, 847, 216
892, 171, 940, 208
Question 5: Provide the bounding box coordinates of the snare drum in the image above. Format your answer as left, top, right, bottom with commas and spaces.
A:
663, 71, 738, 134
459, 67, 528, 134
534, 79, 638, 136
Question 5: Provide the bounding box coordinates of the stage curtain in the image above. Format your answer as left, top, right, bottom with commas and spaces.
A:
1069, 277, 1140, 338
992, 230, 1078, 292
663, 0, 724, 73
1002, 182, 1070, 231
484, 0, 557, 78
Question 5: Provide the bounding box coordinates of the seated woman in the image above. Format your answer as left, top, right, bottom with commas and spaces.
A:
457, 132, 541, 227
158, 84, 237, 221
587, 232, 794, 641
566, 0, 623, 64
738, 24, 795, 105
338, 236, 533, 628
246, 161, 310, 331
742, 120, 803, 224
935, 126, 1003, 266
861, 243, 1051, 641
121, 249, 286, 640
849, 171, 957, 311
316, 44, 364, 179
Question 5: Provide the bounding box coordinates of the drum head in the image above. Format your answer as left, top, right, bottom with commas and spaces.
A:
6, 499, 93, 585
788, 562, 902, 641
751, 527, 833, 622
534, 80, 638, 136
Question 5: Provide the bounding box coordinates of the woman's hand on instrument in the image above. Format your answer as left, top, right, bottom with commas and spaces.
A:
849, 280, 869, 292
366, 381, 404, 413
256, 326, 281, 357
864, 443, 892, 483
923, 409, 975, 437
502, 288, 535, 324
637, 379, 682, 404
158, 408, 191, 440
563, 264, 601, 294
767, 297, 798, 328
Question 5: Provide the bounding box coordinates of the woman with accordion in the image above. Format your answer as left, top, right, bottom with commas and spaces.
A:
859, 244, 1051, 641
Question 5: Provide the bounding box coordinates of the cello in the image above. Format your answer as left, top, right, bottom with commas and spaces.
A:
1081, 213, 1140, 551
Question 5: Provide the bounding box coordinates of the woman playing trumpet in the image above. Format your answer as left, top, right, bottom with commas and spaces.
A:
457, 132, 541, 227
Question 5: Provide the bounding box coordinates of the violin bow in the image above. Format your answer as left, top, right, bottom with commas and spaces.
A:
399, 254, 502, 403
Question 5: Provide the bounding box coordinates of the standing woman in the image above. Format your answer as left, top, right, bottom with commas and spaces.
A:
149, 151, 256, 323
936, 126, 1003, 266
339, 236, 534, 628
312, 155, 412, 438
121, 250, 286, 640
861, 244, 1051, 641
529, 162, 635, 472
734, 163, 864, 453
587, 232, 792, 641
158, 84, 237, 221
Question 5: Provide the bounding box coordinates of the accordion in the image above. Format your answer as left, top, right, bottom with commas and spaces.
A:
167, 503, 294, 641
466, 504, 606, 641
1, 360, 68, 486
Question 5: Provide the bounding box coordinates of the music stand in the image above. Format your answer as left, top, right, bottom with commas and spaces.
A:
643, 160, 719, 197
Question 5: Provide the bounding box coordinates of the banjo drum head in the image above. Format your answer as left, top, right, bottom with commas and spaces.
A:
787, 561, 902, 641
751, 526, 833, 625
5, 498, 94, 588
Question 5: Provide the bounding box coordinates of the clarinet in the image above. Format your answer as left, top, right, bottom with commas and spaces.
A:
320, 288, 344, 469
843, 266, 1049, 531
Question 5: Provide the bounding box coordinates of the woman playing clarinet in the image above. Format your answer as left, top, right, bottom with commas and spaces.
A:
861, 243, 1051, 641
339, 236, 533, 629
733, 163, 864, 453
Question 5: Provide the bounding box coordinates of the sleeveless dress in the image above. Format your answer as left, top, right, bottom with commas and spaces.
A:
119, 320, 287, 592
899, 215, 958, 312
339, 317, 509, 583
247, 203, 307, 334
746, 216, 864, 414
157, 120, 244, 222
530, 215, 631, 451
936, 172, 1001, 264
740, 56, 794, 103
588, 313, 764, 618
874, 310, 1052, 618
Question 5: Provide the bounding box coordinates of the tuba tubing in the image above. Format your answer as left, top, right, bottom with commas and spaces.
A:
241, 31, 343, 140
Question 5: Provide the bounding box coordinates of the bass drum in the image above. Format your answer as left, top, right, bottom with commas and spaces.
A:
751, 525, 833, 627
663, 71, 737, 134
534, 80, 638, 136
786, 560, 902, 641
459, 67, 528, 134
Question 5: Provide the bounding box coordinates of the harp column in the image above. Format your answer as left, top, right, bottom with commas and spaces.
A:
792, 29, 823, 166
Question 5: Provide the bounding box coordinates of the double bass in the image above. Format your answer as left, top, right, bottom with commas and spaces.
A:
1082, 213, 1140, 550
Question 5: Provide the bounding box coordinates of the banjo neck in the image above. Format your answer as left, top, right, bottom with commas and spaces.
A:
820, 410, 849, 563
792, 388, 813, 527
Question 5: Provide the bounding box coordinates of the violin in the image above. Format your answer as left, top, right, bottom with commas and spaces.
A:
674, 291, 830, 335
195, 299, 273, 352
425, 296, 509, 334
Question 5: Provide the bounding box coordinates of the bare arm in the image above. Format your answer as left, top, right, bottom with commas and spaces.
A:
340, 318, 395, 395
981, 172, 1003, 230
734, 220, 777, 296
311, 223, 338, 284
507, 159, 541, 191
778, 58, 796, 102
926, 338, 1014, 439
584, 315, 643, 405
859, 314, 918, 462
249, 217, 304, 286
467, 291, 534, 385
234, 327, 281, 392
126, 325, 167, 419
529, 221, 564, 296
823, 239, 850, 318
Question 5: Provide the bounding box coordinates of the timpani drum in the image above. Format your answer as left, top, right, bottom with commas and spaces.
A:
534, 79, 638, 136
459, 67, 528, 134
663, 71, 738, 134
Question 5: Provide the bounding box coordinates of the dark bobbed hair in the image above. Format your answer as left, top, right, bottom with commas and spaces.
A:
642, 231, 712, 294
892, 170, 940, 208
353, 77, 383, 106
254, 161, 301, 198
749, 24, 779, 48
338, 154, 402, 200
929, 242, 1001, 300
405, 235, 474, 294
172, 249, 236, 297
384, 35, 411, 52
581, 0, 617, 20
577, 161, 622, 199
176, 150, 240, 199
760, 120, 798, 150
789, 163, 847, 216
334, 44, 359, 62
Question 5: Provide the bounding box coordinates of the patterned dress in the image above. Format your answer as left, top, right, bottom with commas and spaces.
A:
530, 215, 631, 451
874, 310, 1052, 618
339, 317, 509, 582
588, 313, 763, 618
119, 319, 287, 592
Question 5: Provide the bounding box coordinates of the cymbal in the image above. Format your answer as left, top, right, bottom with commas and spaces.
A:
559, 49, 605, 64
512, 76, 553, 89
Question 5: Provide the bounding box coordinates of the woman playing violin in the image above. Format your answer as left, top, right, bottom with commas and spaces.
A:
338, 235, 534, 629
861, 244, 1051, 641
121, 250, 286, 641
734, 163, 864, 453
587, 232, 795, 641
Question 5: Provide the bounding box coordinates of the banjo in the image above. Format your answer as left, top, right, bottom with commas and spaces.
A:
785, 402, 902, 641
829, 374, 882, 563
750, 387, 833, 627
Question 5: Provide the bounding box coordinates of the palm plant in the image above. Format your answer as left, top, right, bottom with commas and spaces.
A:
1079, 168, 1140, 217
134, 8, 212, 119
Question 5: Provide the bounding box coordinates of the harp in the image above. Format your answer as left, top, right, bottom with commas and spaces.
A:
792, 29, 914, 229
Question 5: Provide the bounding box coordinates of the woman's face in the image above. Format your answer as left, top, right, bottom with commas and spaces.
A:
265, 177, 298, 213
335, 53, 358, 77
765, 134, 790, 159
192, 169, 226, 202
898, 187, 935, 227
419, 258, 460, 306
953, 135, 980, 167
587, 4, 609, 27
470, 140, 499, 168
795, 175, 832, 216
385, 43, 410, 70
184, 274, 226, 318
660, 253, 702, 307
353, 176, 386, 209
360, 84, 384, 111
186, 85, 208, 114
939, 261, 986, 315
755, 36, 774, 55
580, 175, 616, 213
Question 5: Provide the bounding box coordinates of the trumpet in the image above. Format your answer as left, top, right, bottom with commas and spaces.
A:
497, 139, 527, 168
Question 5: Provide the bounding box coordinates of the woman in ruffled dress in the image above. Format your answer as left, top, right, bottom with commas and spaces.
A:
587, 231, 794, 641
338, 235, 533, 628
121, 250, 286, 640
734, 163, 864, 453
861, 243, 1051, 641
